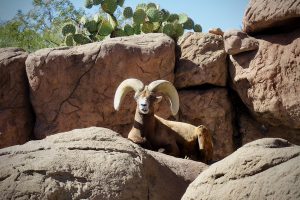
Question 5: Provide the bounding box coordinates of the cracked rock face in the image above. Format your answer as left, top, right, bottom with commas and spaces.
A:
178, 89, 234, 160
174, 32, 227, 88
182, 138, 300, 200
0, 48, 33, 148
25, 34, 175, 139
243, 0, 300, 34
0, 127, 207, 200
229, 28, 300, 129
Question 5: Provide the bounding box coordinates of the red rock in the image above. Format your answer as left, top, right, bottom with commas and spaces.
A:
0, 48, 33, 148
25, 34, 175, 139
243, 0, 300, 34
229, 28, 300, 129
223, 29, 259, 55
175, 32, 227, 89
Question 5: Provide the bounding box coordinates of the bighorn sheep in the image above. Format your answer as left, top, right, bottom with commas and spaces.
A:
114, 78, 213, 163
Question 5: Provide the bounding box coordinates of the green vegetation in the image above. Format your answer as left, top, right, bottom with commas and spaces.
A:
0, 0, 84, 52
62, 1, 202, 46
0, 0, 202, 51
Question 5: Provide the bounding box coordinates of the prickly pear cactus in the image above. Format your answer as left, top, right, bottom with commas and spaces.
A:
65, 34, 74, 46
133, 9, 146, 24
194, 24, 202, 32
183, 17, 194, 30
73, 33, 91, 44
101, 0, 118, 14
61, 1, 203, 46
146, 8, 163, 22
84, 20, 99, 33
124, 24, 134, 35
62, 24, 76, 36
123, 7, 133, 18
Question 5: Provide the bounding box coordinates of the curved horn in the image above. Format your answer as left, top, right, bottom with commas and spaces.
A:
148, 80, 179, 116
114, 78, 144, 111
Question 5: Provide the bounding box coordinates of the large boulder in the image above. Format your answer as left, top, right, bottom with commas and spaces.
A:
182, 138, 300, 200
0, 127, 207, 200
229, 28, 300, 129
25, 34, 175, 139
0, 48, 33, 148
174, 32, 227, 89
178, 89, 234, 160
243, 0, 300, 34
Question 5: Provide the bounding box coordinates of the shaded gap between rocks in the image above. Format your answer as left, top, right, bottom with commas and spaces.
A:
176, 83, 226, 92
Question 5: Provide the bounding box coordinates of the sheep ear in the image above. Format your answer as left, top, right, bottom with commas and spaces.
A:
114, 79, 144, 111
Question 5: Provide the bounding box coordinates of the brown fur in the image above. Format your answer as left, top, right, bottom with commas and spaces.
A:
128, 99, 214, 163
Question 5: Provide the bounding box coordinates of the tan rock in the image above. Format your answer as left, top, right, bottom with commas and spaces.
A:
229, 28, 300, 129
0, 127, 207, 200
175, 32, 227, 89
182, 138, 300, 200
25, 34, 175, 139
243, 0, 300, 34
208, 28, 224, 36
223, 29, 259, 55
178, 89, 234, 160
0, 48, 33, 148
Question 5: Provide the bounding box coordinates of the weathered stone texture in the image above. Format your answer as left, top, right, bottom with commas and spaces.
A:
182, 138, 300, 200
0, 127, 207, 200
229, 28, 300, 129
243, 0, 300, 34
26, 34, 175, 139
175, 32, 227, 88
0, 48, 33, 148
223, 29, 259, 55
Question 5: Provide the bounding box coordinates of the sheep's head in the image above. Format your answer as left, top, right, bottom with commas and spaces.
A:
114, 79, 179, 115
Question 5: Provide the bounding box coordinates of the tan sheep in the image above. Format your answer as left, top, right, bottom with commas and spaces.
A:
114, 78, 213, 163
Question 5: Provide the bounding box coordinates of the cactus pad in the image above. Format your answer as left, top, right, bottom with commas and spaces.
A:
147, 3, 157, 10
161, 9, 170, 21
133, 9, 146, 24
84, 0, 93, 9
98, 19, 114, 36
162, 22, 175, 37
117, 0, 125, 6
178, 13, 188, 24
124, 24, 135, 35
136, 3, 147, 10
133, 23, 141, 34
183, 17, 194, 30
194, 24, 202, 32
111, 29, 126, 37
101, 0, 118, 14
123, 7, 133, 18
167, 14, 179, 22
65, 34, 74, 46
62, 23, 76, 36
84, 20, 99, 33
73, 34, 91, 44
141, 21, 154, 33
146, 8, 163, 22
173, 22, 184, 38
